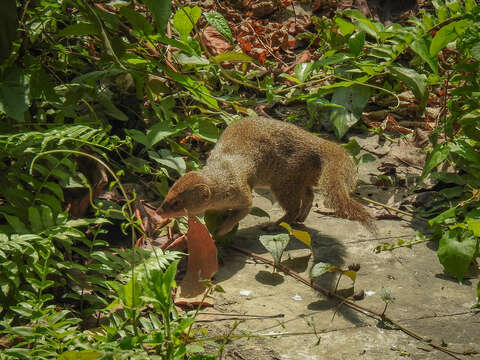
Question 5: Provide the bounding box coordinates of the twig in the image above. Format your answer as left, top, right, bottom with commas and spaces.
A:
356, 196, 428, 221
247, 23, 286, 66
229, 246, 473, 359
195, 315, 284, 323
427, 15, 465, 35
200, 312, 284, 319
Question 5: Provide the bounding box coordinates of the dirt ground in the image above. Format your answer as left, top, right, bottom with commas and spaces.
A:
195, 136, 480, 360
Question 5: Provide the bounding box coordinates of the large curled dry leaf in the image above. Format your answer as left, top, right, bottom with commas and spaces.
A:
175, 216, 218, 307
202, 26, 234, 56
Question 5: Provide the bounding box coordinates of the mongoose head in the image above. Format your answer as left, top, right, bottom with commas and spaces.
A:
156, 172, 212, 218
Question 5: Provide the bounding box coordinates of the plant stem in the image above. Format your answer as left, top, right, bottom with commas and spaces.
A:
230, 246, 469, 359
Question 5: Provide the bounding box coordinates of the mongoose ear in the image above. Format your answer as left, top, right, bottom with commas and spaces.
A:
194, 183, 211, 201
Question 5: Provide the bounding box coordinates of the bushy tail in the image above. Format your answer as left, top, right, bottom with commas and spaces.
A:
318, 148, 376, 232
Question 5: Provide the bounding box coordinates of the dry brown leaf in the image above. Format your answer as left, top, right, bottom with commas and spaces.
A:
251, 1, 277, 18
175, 216, 218, 308
202, 26, 234, 56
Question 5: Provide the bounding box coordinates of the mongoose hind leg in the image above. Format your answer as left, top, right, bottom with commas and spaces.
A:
296, 186, 314, 222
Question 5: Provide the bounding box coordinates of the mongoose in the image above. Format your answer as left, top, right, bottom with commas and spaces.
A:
157, 117, 374, 236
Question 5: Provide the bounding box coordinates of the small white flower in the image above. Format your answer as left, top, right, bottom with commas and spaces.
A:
292, 294, 303, 301
239, 290, 252, 296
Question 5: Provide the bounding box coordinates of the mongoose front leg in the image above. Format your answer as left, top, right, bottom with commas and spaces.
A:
296, 186, 314, 222
216, 207, 251, 236
271, 184, 302, 225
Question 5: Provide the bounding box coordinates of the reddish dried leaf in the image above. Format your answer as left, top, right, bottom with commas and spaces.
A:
163, 234, 187, 251
250, 47, 268, 63
240, 41, 252, 52
282, 50, 311, 73
202, 26, 234, 56
175, 216, 218, 307
271, 30, 288, 48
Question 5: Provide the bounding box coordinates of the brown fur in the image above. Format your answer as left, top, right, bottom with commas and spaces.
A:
157, 117, 375, 235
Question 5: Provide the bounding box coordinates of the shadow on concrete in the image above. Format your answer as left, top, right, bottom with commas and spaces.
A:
215, 223, 368, 326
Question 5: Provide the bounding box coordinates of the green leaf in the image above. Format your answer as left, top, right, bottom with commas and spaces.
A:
98, 95, 128, 121
0, 66, 29, 122
330, 84, 370, 139
411, 37, 438, 74
0, 0, 17, 63
28, 207, 42, 233
471, 41, 480, 61
120, 7, 153, 36
142, 0, 171, 34
294, 62, 314, 83
175, 53, 209, 65
459, 111, 480, 141
29, 64, 57, 102
2, 213, 28, 234
173, 6, 202, 39
35, 193, 62, 214
40, 205, 55, 228
249, 207, 270, 219
342, 269, 357, 283
148, 149, 186, 175
344, 9, 379, 39
358, 153, 376, 164
335, 17, 355, 36
279, 73, 301, 84
343, 139, 361, 156
437, 228, 477, 282
466, 220, 480, 237
165, 67, 219, 109
310, 262, 339, 278
204, 11, 233, 43
213, 51, 254, 63
57, 23, 99, 37
389, 65, 427, 107
147, 261, 179, 312
429, 206, 457, 226
316, 53, 352, 67
127, 122, 185, 149
73, 69, 125, 84
348, 31, 366, 56
465, 0, 477, 12
125, 129, 149, 147
124, 276, 143, 308
420, 144, 450, 181
430, 20, 469, 56
279, 222, 311, 249
466, 209, 480, 237
41, 182, 64, 201
148, 122, 185, 148
259, 233, 290, 265
58, 350, 102, 360
195, 120, 220, 142
9, 326, 36, 337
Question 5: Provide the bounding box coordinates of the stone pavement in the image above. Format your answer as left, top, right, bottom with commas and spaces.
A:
201, 183, 479, 360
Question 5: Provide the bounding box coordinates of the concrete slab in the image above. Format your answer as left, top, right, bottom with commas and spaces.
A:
196, 153, 479, 360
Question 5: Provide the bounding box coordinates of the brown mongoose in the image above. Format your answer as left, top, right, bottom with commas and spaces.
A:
157, 116, 374, 236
